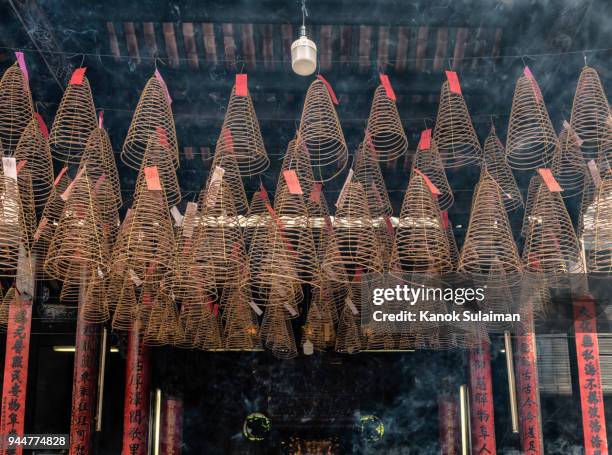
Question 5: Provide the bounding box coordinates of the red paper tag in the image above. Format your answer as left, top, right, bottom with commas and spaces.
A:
469, 343, 497, 454
34, 113, 49, 138
414, 168, 441, 195
537, 168, 563, 192
384, 216, 394, 235
379, 74, 396, 101
33, 216, 48, 242
98, 110, 104, 129
259, 183, 269, 202
222, 127, 234, 153
15, 52, 28, 84
316, 75, 339, 105
235, 74, 248, 97
441, 210, 449, 229
156, 127, 169, 147
309, 182, 322, 202
154, 69, 172, 104
282, 170, 303, 195
418, 129, 432, 151
144, 166, 162, 191
353, 266, 363, 282
16, 160, 27, 175
53, 167, 68, 187
445, 70, 462, 95
365, 134, 377, 158
94, 174, 107, 194
69, 67, 87, 85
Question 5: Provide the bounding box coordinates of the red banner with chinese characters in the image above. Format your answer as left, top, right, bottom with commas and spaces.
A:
469, 342, 497, 454
574, 296, 608, 455
121, 325, 151, 455
515, 318, 544, 454
0, 298, 33, 455
69, 310, 100, 455
438, 397, 459, 455
161, 396, 183, 455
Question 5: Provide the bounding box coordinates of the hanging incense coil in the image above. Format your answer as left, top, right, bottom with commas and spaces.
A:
14, 117, 54, 209
334, 286, 362, 354
215, 82, 269, 176
390, 173, 452, 275
244, 187, 271, 249
210, 146, 249, 215
584, 173, 612, 272
134, 133, 181, 207
353, 141, 393, 217
45, 173, 109, 281
110, 277, 140, 332
412, 139, 453, 211
143, 290, 182, 347
0, 63, 34, 155
260, 301, 297, 359
297, 79, 348, 182
122, 73, 178, 170
521, 175, 541, 238
443, 213, 460, 270
193, 307, 223, 351
433, 81, 482, 168
222, 285, 262, 351
458, 172, 523, 285
364, 85, 408, 162
522, 176, 584, 279
277, 139, 315, 196
482, 127, 523, 211
321, 181, 383, 282
0, 175, 31, 277
570, 66, 611, 158
301, 288, 336, 352
81, 269, 110, 323
551, 128, 587, 198
578, 172, 600, 239
49, 73, 97, 164
506, 74, 557, 170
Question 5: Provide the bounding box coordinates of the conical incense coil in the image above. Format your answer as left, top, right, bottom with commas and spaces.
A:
277, 139, 315, 196
297, 79, 348, 182
260, 301, 297, 359
334, 287, 362, 354
353, 141, 393, 217
570, 66, 611, 158
45, 173, 110, 281
482, 127, 522, 211
442, 212, 460, 270
521, 175, 541, 238
0, 175, 31, 277
578, 172, 600, 239
14, 117, 54, 209
584, 173, 612, 272
412, 139, 453, 211
110, 277, 138, 331
49, 71, 97, 164
81, 268, 110, 323
80, 127, 122, 211
134, 133, 181, 207
0, 63, 34, 155
306, 186, 336, 265
522, 176, 584, 278
390, 173, 452, 274
433, 81, 482, 168
192, 179, 249, 287
458, 172, 523, 285
110, 171, 176, 285
193, 308, 223, 351
122, 73, 178, 170
321, 181, 384, 282
244, 187, 271, 249
551, 127, 586, 198
215, 78, 269, 176
506, 72, 557, 170
364, 84, 408, 162
222, 286, 262, 351
302, 298, 336, 352
143, 291, 181, 347
210, 146, 249, 215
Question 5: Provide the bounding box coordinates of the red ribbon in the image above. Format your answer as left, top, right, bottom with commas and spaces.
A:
316, 75, 339, 105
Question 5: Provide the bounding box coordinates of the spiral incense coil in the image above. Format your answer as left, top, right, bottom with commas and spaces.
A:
482, 127, 523, 211
390, 173, 452, 274
521, 175, 541, 238
277, 139, 315, 196
570, 66, 611, 158
334, 291, 362, 354
506, 75, 557, 170
110, 174, 176, 285
216, 83, 269, 176
445, 218, 460, 270
364, 85, 408, 162
209, 147, 249, 215
458, 172, 523, 285
584, 173, 612, 272
578, 173, 598, 239
143, 291, 181, 347
305, 185, 333, 263
193, 309, 223, 351
192, 179, 249, 287
134, 133, 181, 207
0, 63, 34, 155
551, 128, 587, 198
260, 302, 297, 359
353, 141, 393, 217
14, 117, 54, 209
244, 188, 271, 249
297, 79, 348, 182
81, 268, 110, 323
222, 286, 262, 351
49, 73, 97, 164
301, 288, 337, 351
522, 176, 584, 278
80, 128, 122, 211
45, 174, 109, 281
433, 81, 482, 168
412, 139, 453, 211
15, 168, 37, 250
109, 276, 138, 331
122, 74, 178, 170
321, 181, 383, 282
0, 175, 31, 278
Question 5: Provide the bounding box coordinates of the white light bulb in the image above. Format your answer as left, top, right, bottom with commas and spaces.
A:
291, 26, 317, 76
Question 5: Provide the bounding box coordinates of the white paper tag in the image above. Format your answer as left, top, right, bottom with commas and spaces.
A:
346, 297, 359, 315
248, 300, 263, 316
303, 340, 314, 355
182, 202, 198, 238
335, 169, 354, 208
206, 166, 225, 207
587, 160, 602, 188
97, 267, 104, 278
129, 269, 143, 286
170, 206, 184, 227
2, 157, 17, 181
284, 303, 298, 317
563, 120, 584, 146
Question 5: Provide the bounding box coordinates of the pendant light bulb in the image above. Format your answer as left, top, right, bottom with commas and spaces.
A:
291, 5, 317, 76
